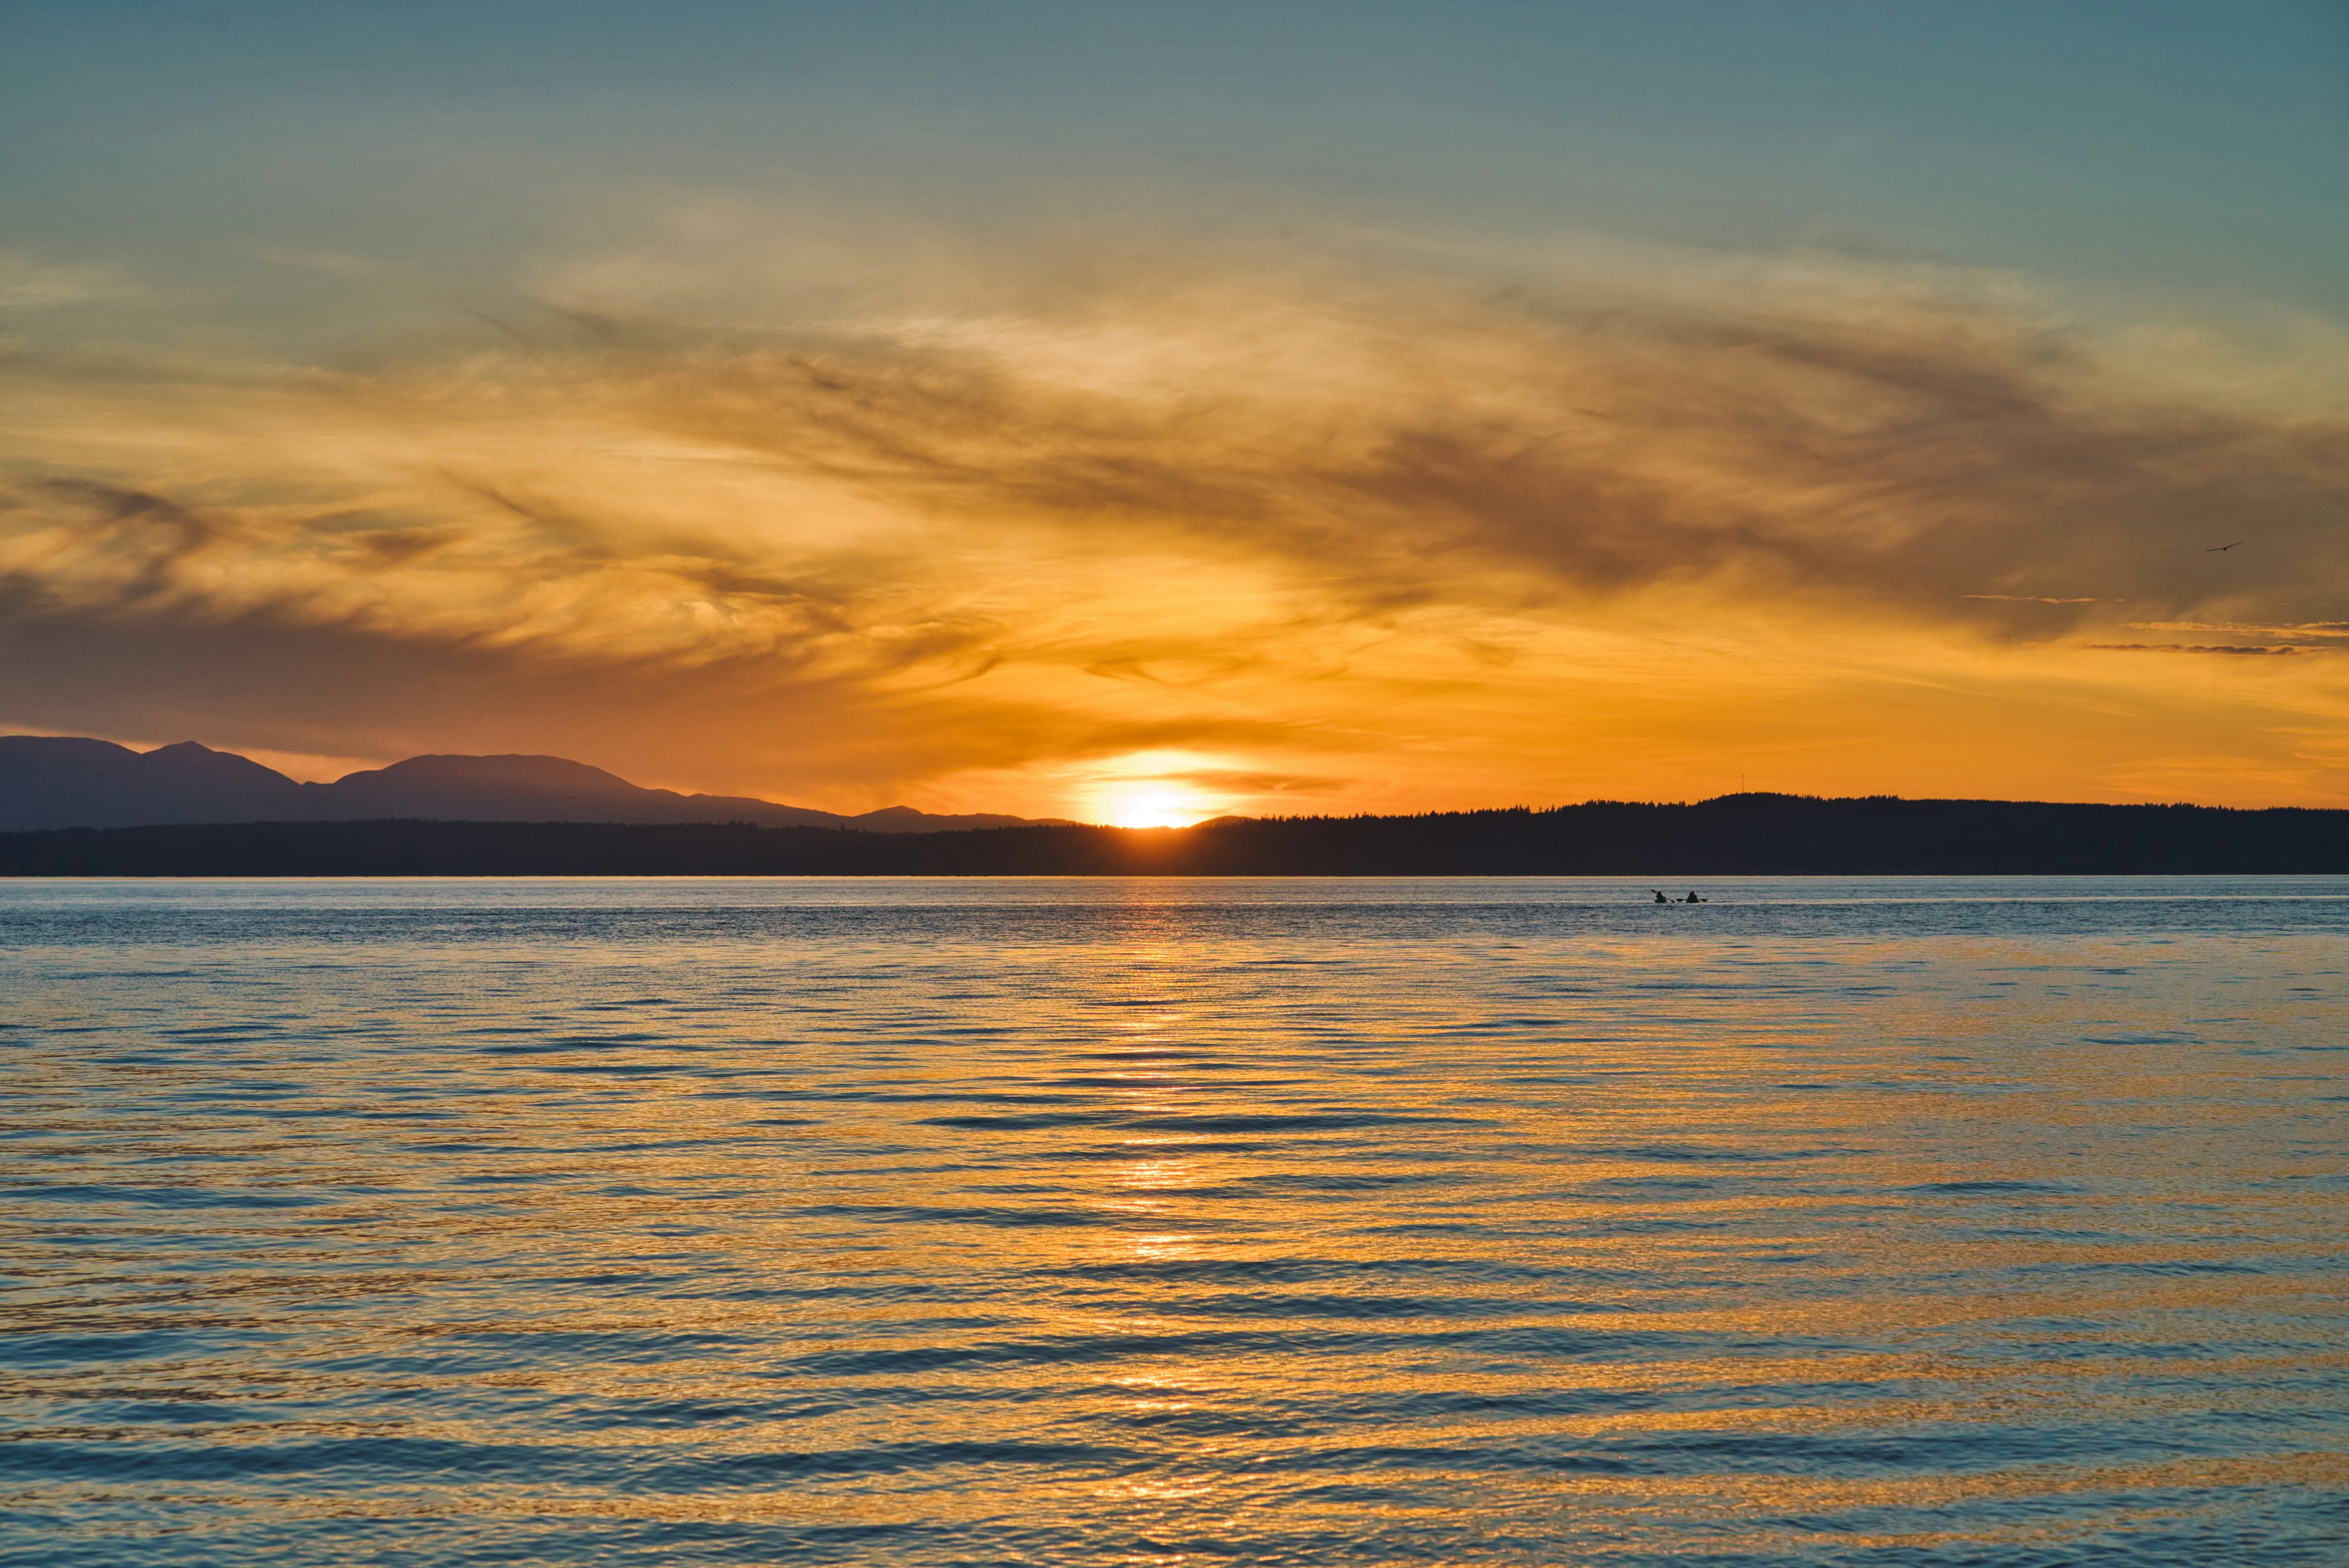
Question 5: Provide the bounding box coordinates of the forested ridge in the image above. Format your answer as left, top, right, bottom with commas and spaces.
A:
5, 794, 2347, 875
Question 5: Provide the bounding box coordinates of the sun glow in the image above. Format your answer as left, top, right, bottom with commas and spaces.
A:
1094, 782, 1212, 829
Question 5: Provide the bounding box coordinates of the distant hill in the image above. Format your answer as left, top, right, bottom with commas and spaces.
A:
0, 736, 1070, 834
6, 794, 2349, 876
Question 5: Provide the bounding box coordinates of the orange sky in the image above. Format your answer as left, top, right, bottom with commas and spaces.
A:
6, 222, 2349, 824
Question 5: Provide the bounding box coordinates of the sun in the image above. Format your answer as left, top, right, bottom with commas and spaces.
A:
1094, 782, 1211, 829
1081, 750, 1241, 827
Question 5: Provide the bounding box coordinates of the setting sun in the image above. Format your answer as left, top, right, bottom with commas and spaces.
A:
1093, 782, 1210, 829
1080, 751, 1242, 827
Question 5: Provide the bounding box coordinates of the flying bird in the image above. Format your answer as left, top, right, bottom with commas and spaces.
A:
2206, 542, 2243, 552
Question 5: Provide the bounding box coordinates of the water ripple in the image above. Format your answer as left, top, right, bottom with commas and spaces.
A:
2, 875, 2344, 1565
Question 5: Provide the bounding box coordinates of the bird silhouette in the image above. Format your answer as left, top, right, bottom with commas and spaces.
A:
2207, 542, 2244, 552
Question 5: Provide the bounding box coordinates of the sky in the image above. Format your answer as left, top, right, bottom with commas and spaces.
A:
4, 1, 2347, 824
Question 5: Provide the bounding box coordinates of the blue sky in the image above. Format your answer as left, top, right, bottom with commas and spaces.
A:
9, 1, 2343, 306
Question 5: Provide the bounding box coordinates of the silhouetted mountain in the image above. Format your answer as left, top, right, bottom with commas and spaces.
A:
0, 737, 307, 829
6, 794, 2349, 876
304, 753, 856, 829
0, 736, 1069, 833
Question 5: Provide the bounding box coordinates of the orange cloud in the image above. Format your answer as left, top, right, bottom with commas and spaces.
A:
4, 219, 2347, 813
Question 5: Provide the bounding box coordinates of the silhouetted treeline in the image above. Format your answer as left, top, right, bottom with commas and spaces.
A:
6, 794, 2349, 876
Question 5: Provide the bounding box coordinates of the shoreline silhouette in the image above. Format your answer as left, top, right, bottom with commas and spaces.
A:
5, 794, 2347, 876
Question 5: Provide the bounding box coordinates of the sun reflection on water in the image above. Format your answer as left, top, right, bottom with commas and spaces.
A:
2, 877, 2344, 1564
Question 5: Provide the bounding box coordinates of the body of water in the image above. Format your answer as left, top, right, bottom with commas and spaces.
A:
3, 876, 2345, 1565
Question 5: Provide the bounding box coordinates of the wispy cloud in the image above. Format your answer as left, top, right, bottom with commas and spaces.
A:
4, 213, 2347, 809
2085, 644, 2320, 656
1967, 594, 2125, 604
0, 251, 140, 309
2125, 620, 2349, 640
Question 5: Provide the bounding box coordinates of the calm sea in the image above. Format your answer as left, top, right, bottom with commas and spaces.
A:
3, 876, 2345, 1566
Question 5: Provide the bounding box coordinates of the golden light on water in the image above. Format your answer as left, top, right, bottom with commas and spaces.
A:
8, 877, 2344, 1558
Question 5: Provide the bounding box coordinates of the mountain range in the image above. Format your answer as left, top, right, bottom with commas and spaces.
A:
0, 736, 1075, 833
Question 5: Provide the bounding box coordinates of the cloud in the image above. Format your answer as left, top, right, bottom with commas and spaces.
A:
4, 213, 2347, 810
0, 251, 139, 309
510, 226, 2349, 641
2084, 644, 2318, 655
2125, 620, 2349, 640
1967, 594, 2125, 604
1136, 767, 1354, 794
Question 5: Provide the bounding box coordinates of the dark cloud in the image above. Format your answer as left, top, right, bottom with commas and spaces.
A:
2084, 644, 2317, 655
